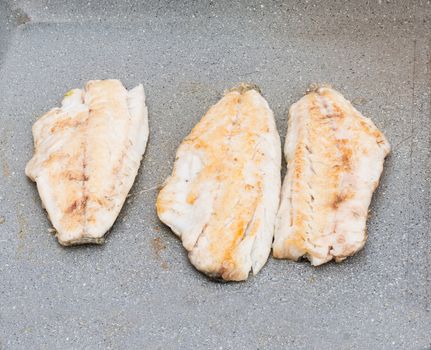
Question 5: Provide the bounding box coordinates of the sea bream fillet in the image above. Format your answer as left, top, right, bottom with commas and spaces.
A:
157, 84, 281, 281
25, 79, 149, 246
273, 85, 390, 265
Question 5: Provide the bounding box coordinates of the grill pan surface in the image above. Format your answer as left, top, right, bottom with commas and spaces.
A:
0, 1, 430, 348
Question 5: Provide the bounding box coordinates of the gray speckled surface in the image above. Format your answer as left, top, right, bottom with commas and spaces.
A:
0, 1, 430, 349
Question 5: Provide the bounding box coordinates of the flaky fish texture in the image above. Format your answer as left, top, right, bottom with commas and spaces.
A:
26, 79, 149, 246
273, 85, 390, 265
157, 84, 281, 281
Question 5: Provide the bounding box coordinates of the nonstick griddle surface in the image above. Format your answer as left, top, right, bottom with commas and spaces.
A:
0, 1, 430, 349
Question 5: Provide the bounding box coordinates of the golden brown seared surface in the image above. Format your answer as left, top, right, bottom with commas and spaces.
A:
26, 80, 148, 245
157, 85, 281, 281
273, 86, 390, 265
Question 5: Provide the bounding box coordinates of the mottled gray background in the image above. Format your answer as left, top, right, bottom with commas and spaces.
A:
0, 1, 430, 349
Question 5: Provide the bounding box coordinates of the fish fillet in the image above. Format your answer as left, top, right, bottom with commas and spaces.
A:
273, 85, 390, 265
25, 79, 149, 246
156, 84, 281, 281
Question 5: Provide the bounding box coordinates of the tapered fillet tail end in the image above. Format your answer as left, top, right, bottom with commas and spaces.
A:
225, 83, 261, 95
306, 83, 332, 94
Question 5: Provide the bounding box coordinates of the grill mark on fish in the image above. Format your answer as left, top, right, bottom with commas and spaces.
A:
189, 97, 242, 254
217, 98, 261, 267
193, 95, 263, 277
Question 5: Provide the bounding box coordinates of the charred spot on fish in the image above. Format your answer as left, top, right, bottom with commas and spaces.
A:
332, 193, 347, 209
66, 195, 89, 214
66, 200, 78, 213
67, 172, 89, 181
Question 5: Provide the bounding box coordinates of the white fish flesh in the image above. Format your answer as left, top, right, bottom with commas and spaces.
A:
157, 84, 281, 281
273, 85, 390, 265
26, 79, 149, 245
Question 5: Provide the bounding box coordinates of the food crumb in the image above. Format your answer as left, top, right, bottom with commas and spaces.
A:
151, 237, 166, 256
151, 237, 169, 270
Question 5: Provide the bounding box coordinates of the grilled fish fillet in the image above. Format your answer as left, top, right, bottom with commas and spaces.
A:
156, 84, 281, 281
25, 79, 148, 246
273, 85, 390, 265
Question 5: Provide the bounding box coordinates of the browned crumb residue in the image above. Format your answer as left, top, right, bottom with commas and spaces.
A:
152, 237, 166, 254
14, 8, 31, 25
1, 153, 10, 177
151, 237, 168, 270
16, 212, 27, 256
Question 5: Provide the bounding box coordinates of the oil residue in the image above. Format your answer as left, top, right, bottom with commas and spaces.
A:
2, 157, 10, 177
16, 212, 27, 256
13, 8, 31, 26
